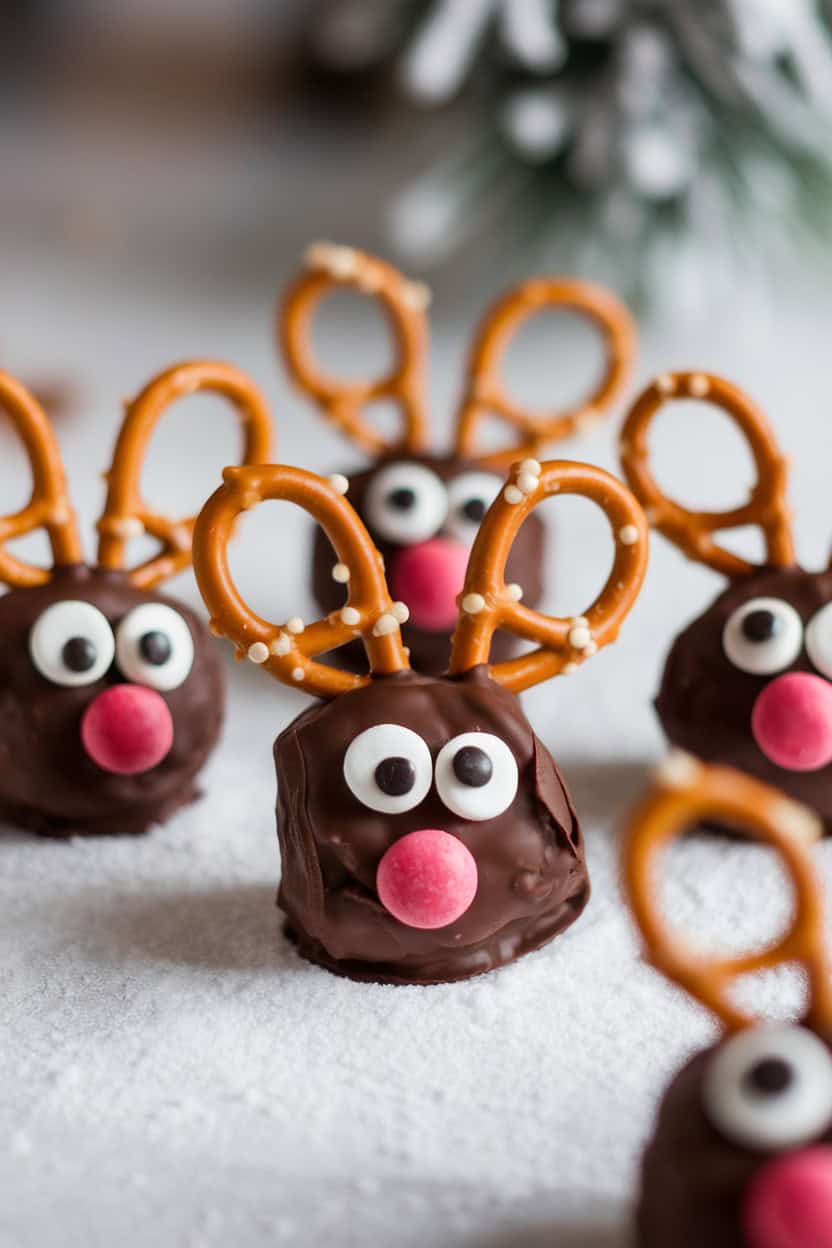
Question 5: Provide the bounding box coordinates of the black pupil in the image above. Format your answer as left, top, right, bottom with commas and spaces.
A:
744, 1056, 794, 1096
387, 487, 417, 512
742, 609, 779, 643
453, 745, 493, 788
62, 636, 97, 673
375, 756, 416, 796
139, 630, 172, 666
461, 497, 486, 523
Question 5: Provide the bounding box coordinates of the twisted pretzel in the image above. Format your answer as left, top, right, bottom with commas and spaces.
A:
192, 464, 410, 699
622, 756, 832, 1034
280, 242, 429, 456
449, 459, 648, 693
620, 371, 795, 579
97, 360, 273, 589
454, 278, 636, 471
0, 369, 83, 587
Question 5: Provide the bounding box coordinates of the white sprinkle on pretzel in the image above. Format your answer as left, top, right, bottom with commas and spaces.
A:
270, 633, 291, 657
328, 473, 349, 495
462, 592, 486, 615
340, 606, 360, 627
248, 641, 269, 664
653, 749, 701, 791
286, 617, 305, 635
372, 613, 399, 637
391, 601, 410, 624
291, 666, 305, 682
506, 583, 523, 601
332, 563, 350, 583
655, 374, 676, 396
619, 524, 639, 546
688, 373, 710, 398
503, 484, 523, 505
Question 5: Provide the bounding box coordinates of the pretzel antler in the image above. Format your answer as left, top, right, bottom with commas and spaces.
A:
280, 242, 430, 456
453, 278, 636, 471
0, 369, 83, 587
449, 459, 648, 693
97, 360, 273, 589
620, 371, 795, 579
193, 465, 411, 699
622, 756, 832, 1034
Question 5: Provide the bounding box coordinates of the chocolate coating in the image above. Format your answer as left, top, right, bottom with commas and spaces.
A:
0, 565, 224, 836
275, 665, 589, 984
656, 567, 832, 833
312, 453, 545, 675
637, 1034, 832, 1246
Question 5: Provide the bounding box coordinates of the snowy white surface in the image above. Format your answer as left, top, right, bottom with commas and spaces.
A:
3, 232, 832, 1248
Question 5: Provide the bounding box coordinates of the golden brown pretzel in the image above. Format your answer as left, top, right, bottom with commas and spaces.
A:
97, 360, 273, 589
620, 371, 795, 579
0, 369, 83, 588
192, 464, 411, 699
280, 242, 430, 455
622, 755, 832, 1033
454, 277, 636, 470
448, 458, 648, 693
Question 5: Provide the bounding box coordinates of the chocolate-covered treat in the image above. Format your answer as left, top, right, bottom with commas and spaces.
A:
622, 757, 832, 1247
282, 241, 636, 675
622, 371, 832, 835
0, 362, 271, 836
194, 456, 647, 984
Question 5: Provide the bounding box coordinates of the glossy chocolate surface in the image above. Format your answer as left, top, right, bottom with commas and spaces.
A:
0, 564, 224, 836
656, 567, 832, 833
275, 665, 588, 984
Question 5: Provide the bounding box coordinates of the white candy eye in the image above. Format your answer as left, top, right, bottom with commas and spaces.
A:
29, 600, 115, 688
806, 602, 832, 679
445, 471, 503, 543
703, 1025, 832, 1152
364, 462, 448, 545
722, 597, 803, 675
115, 603, 194, 691
343, 724, 433, 814
434, 732, 519, 822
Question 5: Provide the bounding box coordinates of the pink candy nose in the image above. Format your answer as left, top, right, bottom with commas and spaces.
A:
376, 828, 478, 929
744, 1147, 832, 1248
751, 672, 832, 771
388, 537, 470, 631
81, 684, 174, 775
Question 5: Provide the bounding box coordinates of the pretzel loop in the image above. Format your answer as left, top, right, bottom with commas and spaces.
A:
622, 758, 832, 1033
449, 460, 648, 693
280, 243, 429, 456
96, 360, 273, 589
454, 278, 636, 471
0, 370, 83, 587
620, 371, 795, 579
192, 464, 410, 700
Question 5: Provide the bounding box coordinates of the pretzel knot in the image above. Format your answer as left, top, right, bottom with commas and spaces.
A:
97, 360, 273, 589
280, 243, 430, 456
622, 756, 832, 1034
449, 458, 649, 694
192, 464, 411, 700
0, 369, 83, 588
454, 277, 636, 470
620, 371, 795, 579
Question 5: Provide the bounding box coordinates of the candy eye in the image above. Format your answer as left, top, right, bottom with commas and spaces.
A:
29, 600, 115, 688
445, 471, 503, 542
722, 597, 803, 675
703, 1025, 832, 1152
806, 602, 832, 679
364, 462, 448, 545
115, 603, 194, 691
343, 724, 433, 814
434, 732, 519, 821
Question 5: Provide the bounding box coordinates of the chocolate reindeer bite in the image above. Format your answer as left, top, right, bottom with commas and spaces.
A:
193, 458, 647, 984
281, 242, 636, 675
621, 371, 832, 834
0, 362, 271, 836
623, 757, 832, 1248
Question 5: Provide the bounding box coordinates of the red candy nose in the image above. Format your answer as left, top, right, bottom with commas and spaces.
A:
752, 672, 832, 772
81, 684, 174, 775
744, 1148, 832, 1248
376, 828, 478, 929
388, 538, 470, 632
